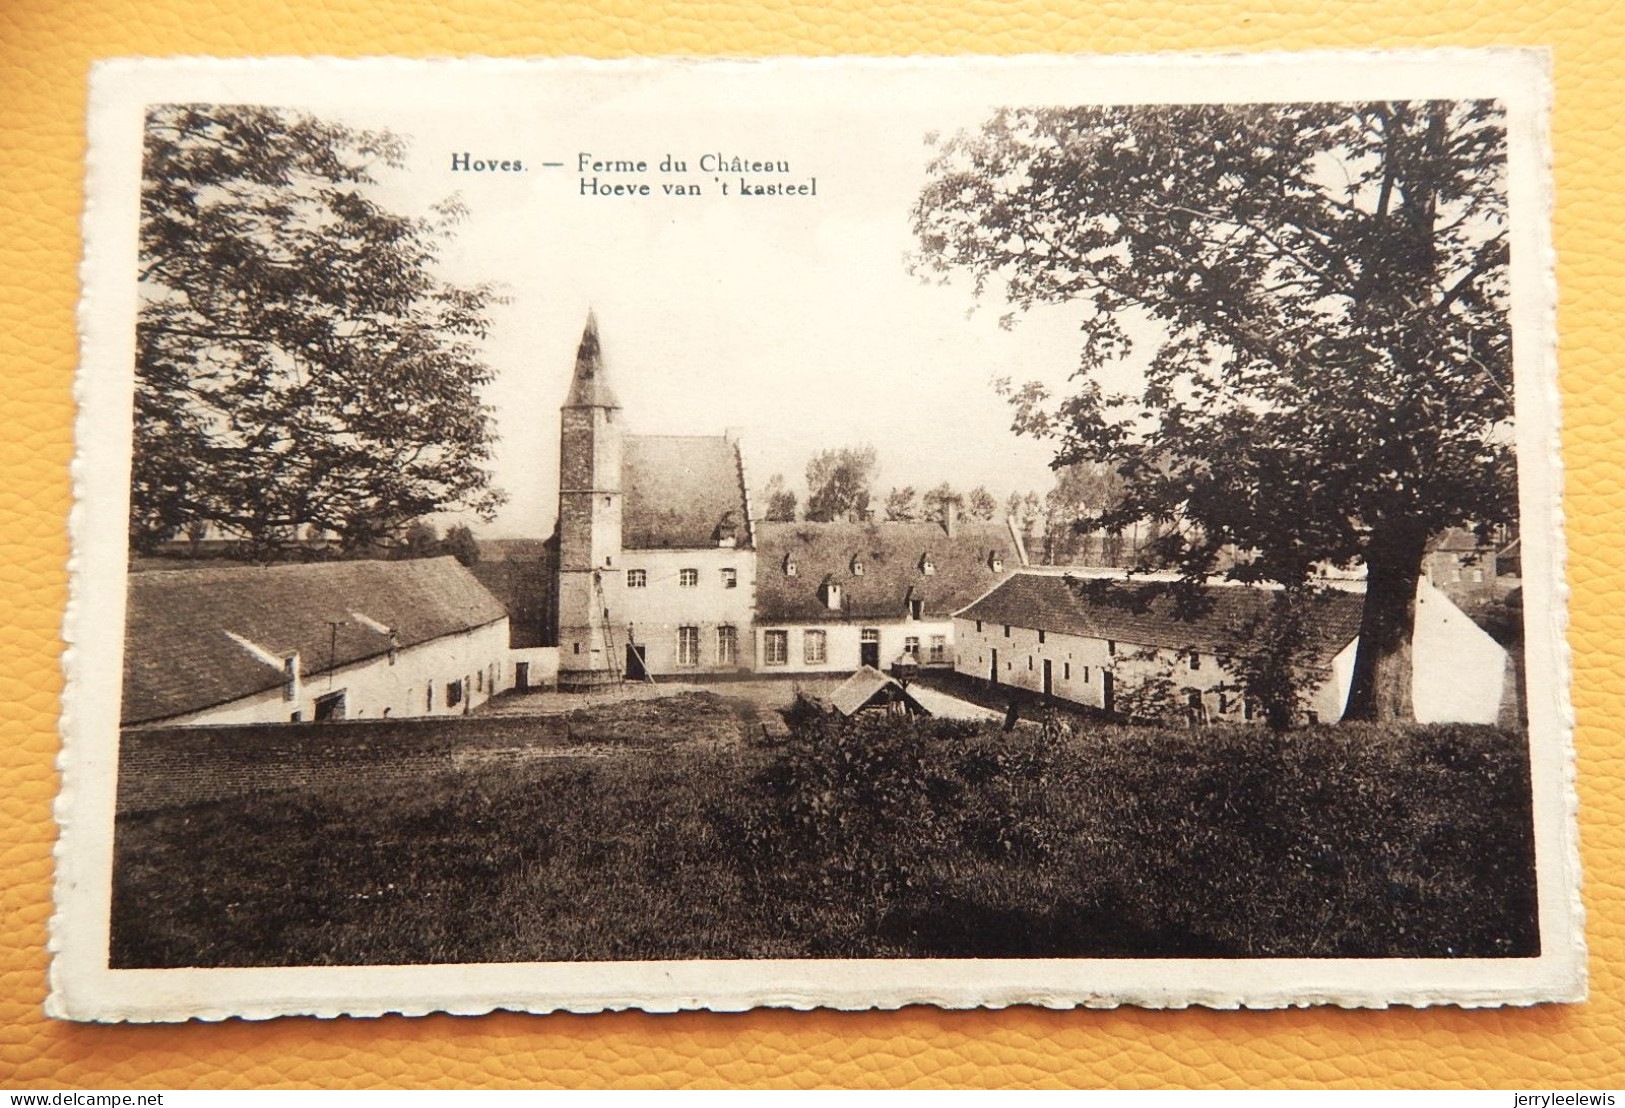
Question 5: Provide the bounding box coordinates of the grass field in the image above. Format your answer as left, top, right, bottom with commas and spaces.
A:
110, 690, 1539, 967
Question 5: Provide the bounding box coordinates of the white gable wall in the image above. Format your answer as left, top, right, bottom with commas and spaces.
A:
1411, 576, 1507, 723
146, 618, 512, 728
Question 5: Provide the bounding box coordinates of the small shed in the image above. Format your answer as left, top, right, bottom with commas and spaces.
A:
827, 665, 931, 719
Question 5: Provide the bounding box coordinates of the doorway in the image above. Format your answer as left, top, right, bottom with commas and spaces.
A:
515, 661, 530, 691
625, 643, 648, 680
313, 690, 347, 722
1043, 659, 1053, 697
1102, 670, 1114, 715
990, 648, 999, 685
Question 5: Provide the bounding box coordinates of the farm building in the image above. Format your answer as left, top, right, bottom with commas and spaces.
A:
825, 665, 930, 718
953, 571, 1508, 725
1425, 526, 1499, 590
751, 507, 1020, 675
554, 313, 757, 689
121, 557, 512, 728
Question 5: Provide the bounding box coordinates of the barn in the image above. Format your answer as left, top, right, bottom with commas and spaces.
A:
952, 571, 1509, 725
751, 507, 1018, 676
121, 557, 512, 728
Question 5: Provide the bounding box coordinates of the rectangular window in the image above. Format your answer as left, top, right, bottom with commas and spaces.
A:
1027, 655, 1033, 670
1189, 651, 1201, 671
861, 628, 880, 644
717, 625, 738, 666
1108, 640, 1116, 656
904, 635, 920, 659
446, 680, 462, 708
476, 669, 484, 692
1064, 662, 1071, 680
765, 630, 789, 666
1218, 692, 1229, 714
929, 635, 947, 664
1003, 624, 1011, 638
679, 568, 699, 588
426, 685, 434, 711
804, 629, 828, 664
677, 625, 700, 667
975, 620, 983, 633
721, 567, 738, 589
626, 569, 647, 588
1038, 630, 1047, 645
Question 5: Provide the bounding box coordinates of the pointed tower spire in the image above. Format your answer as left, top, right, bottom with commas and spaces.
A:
565, 309, 620, 409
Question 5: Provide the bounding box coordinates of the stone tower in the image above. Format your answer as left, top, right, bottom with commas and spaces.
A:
556, 311, 625, 690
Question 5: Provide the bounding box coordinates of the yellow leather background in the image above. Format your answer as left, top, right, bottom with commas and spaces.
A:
3, 0, 1620, 1089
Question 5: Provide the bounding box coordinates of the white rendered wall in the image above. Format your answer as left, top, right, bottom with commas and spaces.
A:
751, 619, 956, 675
152, 619, 512, 727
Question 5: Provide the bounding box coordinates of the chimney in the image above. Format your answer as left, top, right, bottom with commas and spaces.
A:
944, 498, 958, 539
1007, 515, 1030, 566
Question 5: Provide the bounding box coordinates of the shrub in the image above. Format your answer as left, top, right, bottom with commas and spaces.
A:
728, 707, 1063, 948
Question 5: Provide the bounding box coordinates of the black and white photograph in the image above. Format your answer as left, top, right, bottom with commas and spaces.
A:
53, 52, 1580, 1020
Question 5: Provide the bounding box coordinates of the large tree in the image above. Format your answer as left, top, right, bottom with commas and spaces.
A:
805, 445, 878, 522
134, 104, 506, 556
921, 482, 961, 523
914, 101, 1514, 721
1044, 462, 1128, 565
964, 486, 998, 521
759, 473, 798, 522
884, 486, 920, 521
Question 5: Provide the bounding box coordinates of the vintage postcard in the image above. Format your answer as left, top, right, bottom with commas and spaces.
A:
52, 50, 1581, 1021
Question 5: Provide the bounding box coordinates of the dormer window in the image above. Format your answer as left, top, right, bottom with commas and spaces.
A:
850, 555, 865, 576
821, 577, 843, 611
715, 511, 739, 549
784, 554, 798, 577
989, 552, 1004, 573
281, 653, 300, 702
909, 598, 924, 620
920, 554, 936, 576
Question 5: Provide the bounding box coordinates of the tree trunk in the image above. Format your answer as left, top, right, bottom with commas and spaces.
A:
1342, 526, 1428, 722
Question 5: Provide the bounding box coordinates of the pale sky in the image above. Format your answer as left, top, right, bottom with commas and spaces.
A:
321, 74, 1107, 537
114, 56, 1550, 542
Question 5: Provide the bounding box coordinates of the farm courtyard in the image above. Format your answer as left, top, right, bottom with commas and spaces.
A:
111, 679, 1540, 967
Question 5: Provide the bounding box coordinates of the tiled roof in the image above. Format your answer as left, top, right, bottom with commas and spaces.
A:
956, 572, 1364, 664
475, 536, 555, 562
1431, 526, 1490, 553
827, 664, 929, 717
621, 435, 750, 550
469, 556, 558, 649
755, 520, 1015, 623
122, 557, 508, 725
